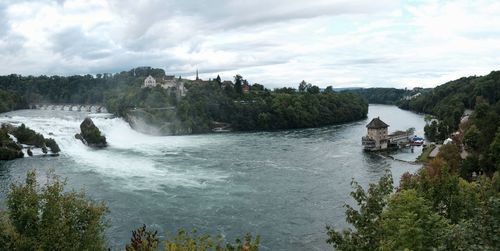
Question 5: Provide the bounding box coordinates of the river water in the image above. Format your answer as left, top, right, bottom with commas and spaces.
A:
0, 105, 425, 250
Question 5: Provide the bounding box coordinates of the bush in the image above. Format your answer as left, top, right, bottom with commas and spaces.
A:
0, 170, 108, 250
126, 225, 260, 251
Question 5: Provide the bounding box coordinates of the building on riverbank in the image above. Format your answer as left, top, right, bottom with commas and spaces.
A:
362, 117, 389, 151
362, 117, 416, 151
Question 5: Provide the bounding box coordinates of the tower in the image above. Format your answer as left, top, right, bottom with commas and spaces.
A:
196, 68, 199, 80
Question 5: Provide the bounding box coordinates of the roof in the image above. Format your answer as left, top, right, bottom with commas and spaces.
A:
366, 117, 389, 129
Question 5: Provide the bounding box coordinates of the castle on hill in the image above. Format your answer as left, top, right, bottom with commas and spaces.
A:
142, 71, 198, 100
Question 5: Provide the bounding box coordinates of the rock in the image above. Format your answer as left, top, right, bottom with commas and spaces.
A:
11, 123, 46, 147
0, 124, 23, 160
75, 118, 107, 148
45, 138, 60, 153
0, 123, 60, 160
0, 147, 23, 160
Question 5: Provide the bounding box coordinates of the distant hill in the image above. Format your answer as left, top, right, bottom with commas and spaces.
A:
397, 70, 500, 132
341, 87, 427, 105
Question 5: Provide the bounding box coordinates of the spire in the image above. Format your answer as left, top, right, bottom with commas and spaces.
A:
196, 68, 199, 80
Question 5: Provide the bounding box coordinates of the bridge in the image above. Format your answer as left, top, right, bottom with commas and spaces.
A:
30, 104, 109, 113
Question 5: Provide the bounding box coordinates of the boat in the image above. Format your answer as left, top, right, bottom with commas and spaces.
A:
410, 136, 424, 146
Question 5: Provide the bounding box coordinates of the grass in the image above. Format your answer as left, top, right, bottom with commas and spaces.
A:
417, 144, 436, 163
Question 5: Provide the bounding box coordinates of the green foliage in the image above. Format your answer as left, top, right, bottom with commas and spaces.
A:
0, 69, 368, 135
126, 224, 159, 251
234, 75, 243, 95
436, 144, 461, 172
416, 144, 435, 163
10, 124, 60, 154
0, 90, 27, 113
399, 71, 500, 136
489, 128, 500, 172
379, 189, 449, 251
125, 226, 259, 251
165, 229, 259, 251
12, 124, 46, 147
424, 120, 451, 142
0, 170, 108, 250
175, 79, 368, 133
326, 171, 393, 251
464, 125, 480, 151
344, 87, 422, 105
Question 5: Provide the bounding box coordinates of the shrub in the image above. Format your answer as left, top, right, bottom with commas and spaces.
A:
0, 170, 108, 250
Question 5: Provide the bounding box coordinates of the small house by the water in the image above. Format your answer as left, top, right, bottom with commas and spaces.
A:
362, 117, 416, 151
362, 117, 389, 151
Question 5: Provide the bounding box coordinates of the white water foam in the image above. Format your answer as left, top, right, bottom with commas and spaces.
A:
0, 110, 229, 191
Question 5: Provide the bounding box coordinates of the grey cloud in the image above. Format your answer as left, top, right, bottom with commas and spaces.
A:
49, 27, 115, 60
0, 34, 26, 56
108, 0, 398, 38
325, 57, 397, 66
0, 3, 10, 38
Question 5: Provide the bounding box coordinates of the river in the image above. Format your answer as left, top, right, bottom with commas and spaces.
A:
0, 104, 425, 250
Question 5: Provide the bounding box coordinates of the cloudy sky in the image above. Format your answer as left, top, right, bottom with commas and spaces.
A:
1, 0, 500, 88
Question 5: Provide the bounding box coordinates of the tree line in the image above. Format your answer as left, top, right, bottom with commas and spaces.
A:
173, 78, 368, 133
343, 87, 426, 105
0, 68, 369, 135
397, 71, 500, 142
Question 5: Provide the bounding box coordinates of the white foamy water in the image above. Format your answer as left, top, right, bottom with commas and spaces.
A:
0, 110, 229, 191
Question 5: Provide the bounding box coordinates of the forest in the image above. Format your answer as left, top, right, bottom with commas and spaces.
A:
0, 67, 369, 134
342, 87, 426, 105
172, 79, 368, 133
397, 71, 500, 142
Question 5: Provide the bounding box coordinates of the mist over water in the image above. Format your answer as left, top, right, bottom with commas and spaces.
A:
0, 105, 425, 250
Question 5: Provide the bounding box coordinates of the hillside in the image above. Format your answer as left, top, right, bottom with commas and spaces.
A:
0, 67, 369, 135
397, 71, 500, 132
343, 87, 425, 105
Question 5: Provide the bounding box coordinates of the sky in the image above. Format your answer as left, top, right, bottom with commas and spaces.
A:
1, 0, 500, 88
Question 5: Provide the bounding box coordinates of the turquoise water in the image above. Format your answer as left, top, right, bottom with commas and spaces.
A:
0, 105, 425, 250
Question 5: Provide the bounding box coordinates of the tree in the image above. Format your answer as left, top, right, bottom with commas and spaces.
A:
379, 189, 449, 251
307, 85, 320, 94
324, 86, 334, 93
488, 128, 500, 172
0, 170, 108, 250
326, 171, 393, 251
298, 80, 307, 92
436, 143, 461, 173
464, 125, 480, 151
234, 75, 243, 95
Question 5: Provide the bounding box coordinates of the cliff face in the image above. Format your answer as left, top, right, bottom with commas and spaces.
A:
75, 118, 107, 148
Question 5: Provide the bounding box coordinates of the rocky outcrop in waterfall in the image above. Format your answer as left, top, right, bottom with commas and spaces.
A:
0, 123, 60, 160
75, 118, 107, 148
